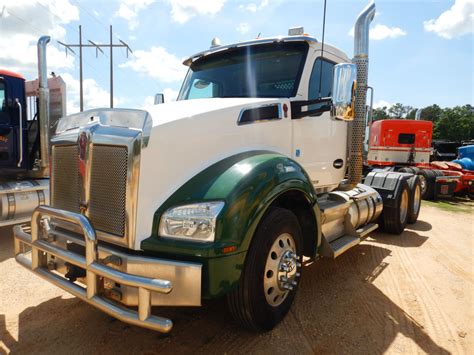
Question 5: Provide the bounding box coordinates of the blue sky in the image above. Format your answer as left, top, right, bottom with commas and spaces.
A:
1, 0, 472, 113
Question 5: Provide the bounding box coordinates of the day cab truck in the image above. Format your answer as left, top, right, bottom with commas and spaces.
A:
14, 1, 423, 333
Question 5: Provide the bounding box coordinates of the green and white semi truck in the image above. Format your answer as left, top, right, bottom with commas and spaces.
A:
14, 1, 422, 333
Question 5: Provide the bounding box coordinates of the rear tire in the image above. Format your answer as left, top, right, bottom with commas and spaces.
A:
407, 175, 422, 224
382, 179, 410, 234
399, 167, 415, 174
227, 207, 303, 331
422, 169, 437, 200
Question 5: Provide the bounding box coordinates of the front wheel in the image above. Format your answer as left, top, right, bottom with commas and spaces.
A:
227, 207, 303, 331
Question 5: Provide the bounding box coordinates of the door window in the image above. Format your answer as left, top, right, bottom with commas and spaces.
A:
0, 81, 5, 112
308, 58, 335, 112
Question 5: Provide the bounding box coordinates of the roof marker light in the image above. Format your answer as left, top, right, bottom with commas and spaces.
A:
210, 37, 222, 48
288, 27, 304, 36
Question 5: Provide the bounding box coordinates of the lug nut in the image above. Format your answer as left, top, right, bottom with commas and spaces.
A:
296, 272, 301, 277
280, 276, 288, 282
291, 281, 297, 286
296, 262, 302, 268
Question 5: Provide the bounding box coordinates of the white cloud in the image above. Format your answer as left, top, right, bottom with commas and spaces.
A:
239, 0, 269, 13
374, 100, 392, 109
115, 0, 227, 26
142, 95, 155, 108
424, 0, 474, 39
119, 46, 187, 83
167, 0, 226, 23
236, 22, 250, 35
115, 0, 154, 30
163, 88, 179, 101
348, 24, 407, 40
142, 88, 178, 108
0, 0, 78, 76
61, 73, 121, 114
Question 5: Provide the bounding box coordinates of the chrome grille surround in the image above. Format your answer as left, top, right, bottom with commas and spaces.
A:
50, 109, 153, 249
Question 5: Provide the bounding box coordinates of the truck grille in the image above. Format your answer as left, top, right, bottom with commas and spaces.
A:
89, 145, 128, 237
51, 144, 128, 237
51, 145, 80, 213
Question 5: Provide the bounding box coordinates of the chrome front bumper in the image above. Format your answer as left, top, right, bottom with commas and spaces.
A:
14, 206, 202, 333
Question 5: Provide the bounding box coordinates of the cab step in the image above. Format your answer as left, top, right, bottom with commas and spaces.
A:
356, 223, 379, 239
321, 223, 378, 259
328, 235, 360, 258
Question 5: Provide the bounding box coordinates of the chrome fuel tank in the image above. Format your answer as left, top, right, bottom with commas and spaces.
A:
0, 179, 49, 227
320, 183, 383, 243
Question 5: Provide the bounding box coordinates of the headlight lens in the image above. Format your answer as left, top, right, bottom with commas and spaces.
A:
159, 201, 225, 242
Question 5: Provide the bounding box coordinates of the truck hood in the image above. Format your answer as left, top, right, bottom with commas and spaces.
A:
144, 97, 281, 127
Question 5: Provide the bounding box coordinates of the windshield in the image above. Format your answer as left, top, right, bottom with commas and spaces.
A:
178, 42, 309, 100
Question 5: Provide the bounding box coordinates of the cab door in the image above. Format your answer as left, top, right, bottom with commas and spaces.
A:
291, 55, 348, 191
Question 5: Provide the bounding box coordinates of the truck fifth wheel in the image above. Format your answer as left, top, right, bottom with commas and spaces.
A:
14, 1, 421, 333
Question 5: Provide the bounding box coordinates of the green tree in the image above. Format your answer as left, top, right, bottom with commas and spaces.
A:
406, 108, 417, 119
433, 105, 474, 141
420, 104, 442, 122
372, 106, 389, 121
388, 103, 413, 118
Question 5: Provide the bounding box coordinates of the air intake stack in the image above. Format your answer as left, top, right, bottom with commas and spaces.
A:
348, 1, 375, 186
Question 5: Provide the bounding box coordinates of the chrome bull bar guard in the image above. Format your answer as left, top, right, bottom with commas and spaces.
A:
14, 205, 174, 333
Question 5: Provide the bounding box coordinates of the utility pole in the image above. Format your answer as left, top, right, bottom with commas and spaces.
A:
58, 25, 132, 111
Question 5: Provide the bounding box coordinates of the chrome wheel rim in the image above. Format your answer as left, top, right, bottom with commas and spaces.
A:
419, 175, 427, 196
400, 189, 409, 223
413, 184, 421, 214
264, 233, 299, 307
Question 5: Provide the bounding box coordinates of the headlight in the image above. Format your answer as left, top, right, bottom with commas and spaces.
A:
159, 201, 225, 242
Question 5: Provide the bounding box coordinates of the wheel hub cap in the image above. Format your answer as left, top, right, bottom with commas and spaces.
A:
419, 175, 427, 195
264, 233, 301, 307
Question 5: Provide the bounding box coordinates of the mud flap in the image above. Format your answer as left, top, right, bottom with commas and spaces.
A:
364, 171, 412, 208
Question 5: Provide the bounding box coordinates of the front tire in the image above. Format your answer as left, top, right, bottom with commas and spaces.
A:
227, 207, 303, 331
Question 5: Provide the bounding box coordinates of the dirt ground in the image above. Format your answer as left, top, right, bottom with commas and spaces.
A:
1, 200, 473, 354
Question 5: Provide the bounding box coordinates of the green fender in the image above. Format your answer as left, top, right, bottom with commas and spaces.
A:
141, 150, 321, 298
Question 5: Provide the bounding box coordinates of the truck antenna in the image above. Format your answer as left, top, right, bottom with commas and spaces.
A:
317, 0, 328, 98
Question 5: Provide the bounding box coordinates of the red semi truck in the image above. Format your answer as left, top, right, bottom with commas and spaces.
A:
366, 119, 472, 199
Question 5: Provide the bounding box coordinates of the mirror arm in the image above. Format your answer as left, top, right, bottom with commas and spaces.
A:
291, 97, 332, 119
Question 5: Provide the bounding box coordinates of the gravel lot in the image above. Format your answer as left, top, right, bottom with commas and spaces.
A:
1, 200, 473, 354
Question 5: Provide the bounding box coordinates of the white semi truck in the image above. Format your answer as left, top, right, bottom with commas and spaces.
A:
14, 1, 422, 333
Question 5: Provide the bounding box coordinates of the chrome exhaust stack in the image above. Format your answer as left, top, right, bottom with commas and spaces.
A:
37, 36, 51, 171
348, 1, 375, 186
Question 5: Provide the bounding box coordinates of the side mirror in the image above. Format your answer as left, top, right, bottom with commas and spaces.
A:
154, 93, 164, 105
331, 63, 357, 121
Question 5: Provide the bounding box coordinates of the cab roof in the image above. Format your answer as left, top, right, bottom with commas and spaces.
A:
183, 35, 349, 66
0, 69, 25, 80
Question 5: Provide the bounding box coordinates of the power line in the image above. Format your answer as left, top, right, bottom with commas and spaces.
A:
4, 7, 104, 81
58, 25, 132, 111
34, 1, 80, 36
